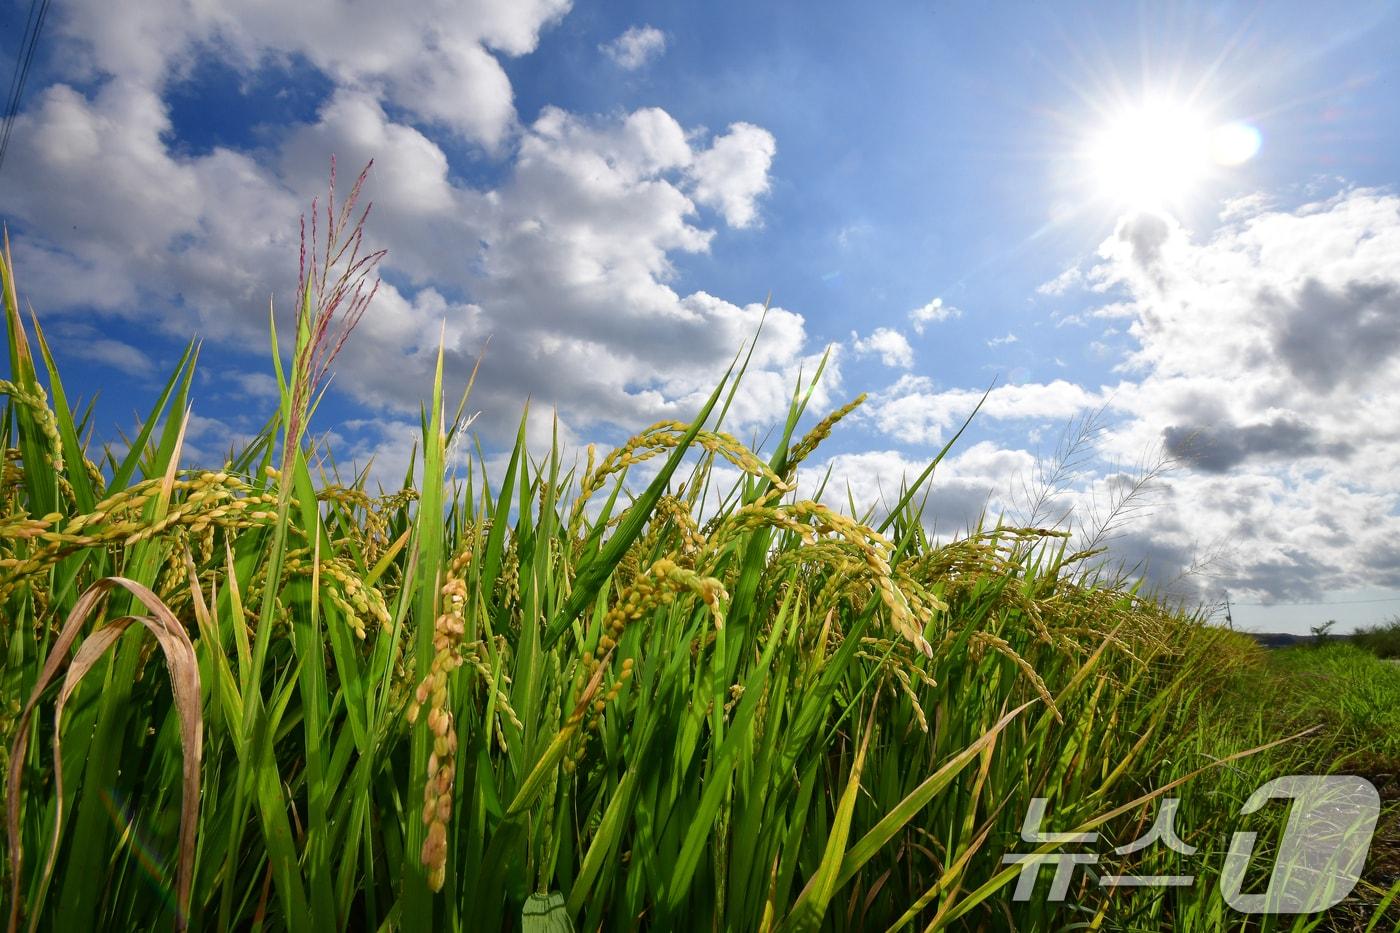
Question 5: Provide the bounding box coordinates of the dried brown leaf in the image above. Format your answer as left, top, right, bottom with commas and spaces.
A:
6, 577, 203, 933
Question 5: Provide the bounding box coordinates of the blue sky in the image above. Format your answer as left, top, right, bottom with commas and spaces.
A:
3, 0, 1400, 633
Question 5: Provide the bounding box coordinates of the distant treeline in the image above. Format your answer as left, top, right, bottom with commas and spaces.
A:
1248, 617, 1400, 657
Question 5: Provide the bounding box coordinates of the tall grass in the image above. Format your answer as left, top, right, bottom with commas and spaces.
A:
1350, 617, 1400, 659
1, 188, 1394, 931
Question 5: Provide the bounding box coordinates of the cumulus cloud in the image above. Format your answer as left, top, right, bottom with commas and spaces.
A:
908, 297, 960, 334
851, 327, 914, 368
687, 123, 777, 228
1046, 188, 1400, 603
1115, 211, 1173, 270
448, 106, 813, 435
986, 332, 1018, 348
802, 442, 1035, 536
5, 1, 813, 457
601, 25, 667, 70
55, 0, 572, 151
1267, 279, 1400, 394
1162, 416, 1354, 474
866, 376, 1104, 446
4, 81, 301, 339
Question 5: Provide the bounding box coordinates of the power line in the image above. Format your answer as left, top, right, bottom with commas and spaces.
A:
0, 0, 52, 180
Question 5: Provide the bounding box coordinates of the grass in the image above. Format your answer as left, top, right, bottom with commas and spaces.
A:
2, 184, 1398, 931
1262, 643, 1400, 768
1350, 617, 1400, 660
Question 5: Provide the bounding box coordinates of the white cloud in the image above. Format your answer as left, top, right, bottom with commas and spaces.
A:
687, 122, 776, 228
802, 443, 1035, 535
1042, 188, 1400, 603
986, 332, 1018, 348
55, 0, 572, 152
908, 297, 960, 334
851, 327, 914, 368
229, 371, 281, 399
446, 105, 813, 434
179, 412, 259, 466
4, 81, 300, 340
1217, 192, 1273, 223
67, 338, 154, 377
867, 376, 1103, 446
43, 322, 156, 377
1036, 266, 1083, 296
601, 25, 667, 70
4, 6, 809, 452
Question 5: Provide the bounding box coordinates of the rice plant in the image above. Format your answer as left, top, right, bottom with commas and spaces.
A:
1, 183, 1393, 931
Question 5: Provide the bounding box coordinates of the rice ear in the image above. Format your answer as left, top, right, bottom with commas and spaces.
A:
6, 577, 203, 933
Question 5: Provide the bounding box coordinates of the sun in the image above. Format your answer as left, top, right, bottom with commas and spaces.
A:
1084, 97, 1261, 210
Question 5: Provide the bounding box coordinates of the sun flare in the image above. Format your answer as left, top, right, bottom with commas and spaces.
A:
1085, 97, 1261, 209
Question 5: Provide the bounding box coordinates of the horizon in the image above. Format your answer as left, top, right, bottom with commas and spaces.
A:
3, 0, 1400, 635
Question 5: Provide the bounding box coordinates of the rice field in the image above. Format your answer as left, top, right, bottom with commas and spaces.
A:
2, 195, 1396, 931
